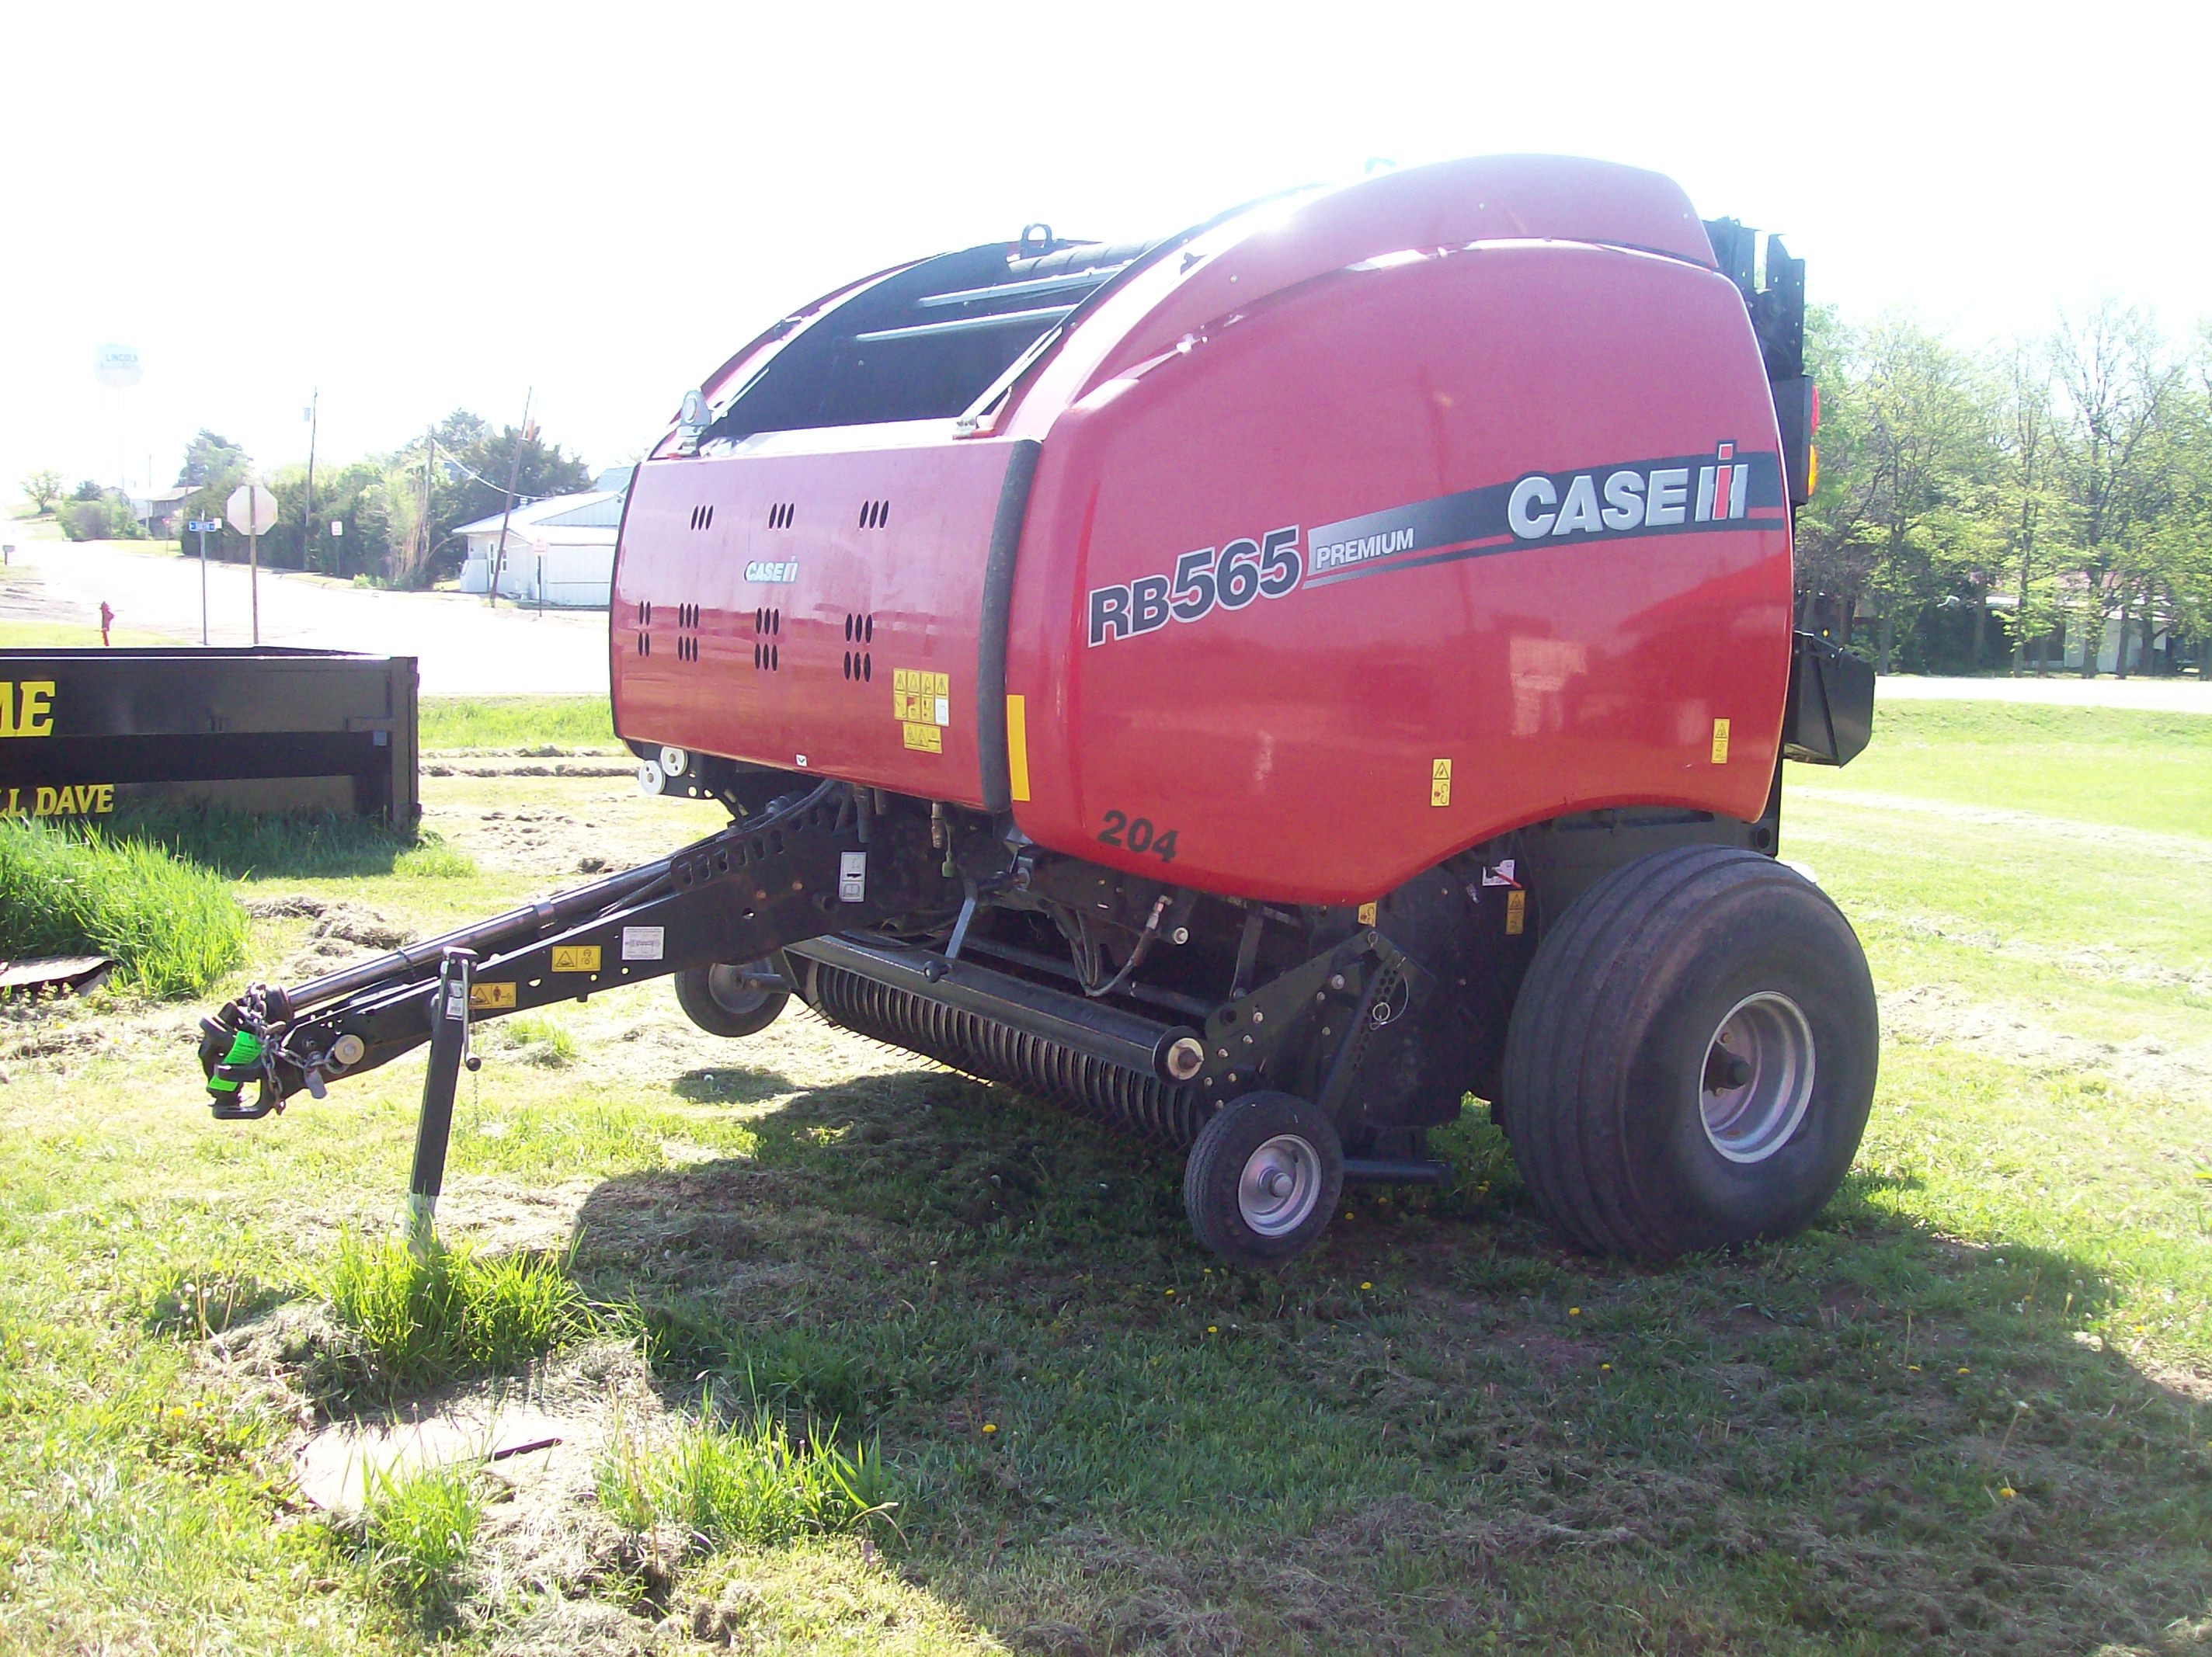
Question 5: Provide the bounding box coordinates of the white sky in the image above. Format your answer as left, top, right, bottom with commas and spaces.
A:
3, 0, 2204, 495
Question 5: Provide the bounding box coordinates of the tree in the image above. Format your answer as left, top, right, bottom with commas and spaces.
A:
20, 469, 63, 514
1806, 314, 1992, 673
176, 430, 250, 489
2047, 302, 2182, 677
1987, 342, 2064, 675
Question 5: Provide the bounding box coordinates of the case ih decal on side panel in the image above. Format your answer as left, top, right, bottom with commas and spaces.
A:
1083, 446, 1783, 644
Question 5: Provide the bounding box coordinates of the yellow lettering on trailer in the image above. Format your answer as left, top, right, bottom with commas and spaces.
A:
0, 681, 56, 738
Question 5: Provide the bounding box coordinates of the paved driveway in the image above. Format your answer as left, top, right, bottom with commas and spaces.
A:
9, 534, 608, 695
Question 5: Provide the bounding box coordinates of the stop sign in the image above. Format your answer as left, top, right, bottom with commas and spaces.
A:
225, 483, 279, 537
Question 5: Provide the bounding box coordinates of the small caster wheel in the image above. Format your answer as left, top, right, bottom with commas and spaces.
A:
673, 959, 789, 1039
1183, 1091, 1344, 1266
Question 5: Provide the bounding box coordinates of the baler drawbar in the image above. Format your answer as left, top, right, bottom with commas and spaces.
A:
200, 154, 1879, 1266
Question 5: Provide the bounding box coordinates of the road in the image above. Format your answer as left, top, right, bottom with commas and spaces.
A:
9, 534, 608, 695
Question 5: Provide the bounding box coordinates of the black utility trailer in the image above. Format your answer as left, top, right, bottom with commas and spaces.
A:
0, 648, 418, 825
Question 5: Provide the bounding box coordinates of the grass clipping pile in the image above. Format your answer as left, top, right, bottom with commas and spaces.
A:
0, 816, 246, 996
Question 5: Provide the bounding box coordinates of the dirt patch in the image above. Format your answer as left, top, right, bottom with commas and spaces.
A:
1883, 983, 2212, 1097
430, 804, 624, 876
270, 901, 411, 978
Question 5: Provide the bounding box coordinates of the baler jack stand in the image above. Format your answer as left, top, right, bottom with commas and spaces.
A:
405, 949, 474, 1255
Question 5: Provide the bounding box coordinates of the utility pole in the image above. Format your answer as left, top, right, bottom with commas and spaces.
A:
303, 390, 318, 571
487, 387, 532, 610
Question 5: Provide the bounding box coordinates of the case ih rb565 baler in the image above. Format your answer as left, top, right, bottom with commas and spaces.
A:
200, 155, 1877, 1267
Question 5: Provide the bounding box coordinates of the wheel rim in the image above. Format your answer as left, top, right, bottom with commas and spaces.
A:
704, 961, 776, 1019
1699, 992, 1817, 1163
1237, 1134, 1323, 1237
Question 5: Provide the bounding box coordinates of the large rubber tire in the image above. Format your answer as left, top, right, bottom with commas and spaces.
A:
1183, 1092, 1344, 1267
1500, 846, 1877, 1262
673, 961, 789, 1040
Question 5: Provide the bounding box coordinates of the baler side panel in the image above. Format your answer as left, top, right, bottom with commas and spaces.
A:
1004, 242, 1793, 907
614, 433, 1018, 808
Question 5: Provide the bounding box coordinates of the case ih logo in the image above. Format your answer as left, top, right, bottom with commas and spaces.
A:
1508, 443, 1756, 540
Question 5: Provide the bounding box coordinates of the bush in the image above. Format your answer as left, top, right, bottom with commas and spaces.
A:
0, 818, 247, 996
57, 492, 143, 541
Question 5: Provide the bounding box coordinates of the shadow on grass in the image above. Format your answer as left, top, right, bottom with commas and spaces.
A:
544, 1070, 2212, 1657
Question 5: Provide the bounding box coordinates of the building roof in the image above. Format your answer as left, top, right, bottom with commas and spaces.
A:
452, 488, 621, 538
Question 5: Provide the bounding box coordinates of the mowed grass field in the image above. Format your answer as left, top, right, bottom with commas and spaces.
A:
0, 698, 2207, 1655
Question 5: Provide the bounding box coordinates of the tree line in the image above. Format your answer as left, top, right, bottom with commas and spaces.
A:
23, 413, 593, 588
1796, 300, 2210, 676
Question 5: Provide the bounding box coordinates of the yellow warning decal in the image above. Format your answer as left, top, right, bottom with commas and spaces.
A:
1430, 758, 1452, 808
551, 945, 601, 973
892, 668, 951, 726
469, 981, 517, 1009
1711, 718, 1731, 764
1506, 890, 1526, 936
894, 668, 951, 754
1357, 901, 1378, 926
1005, 694, 1031, 802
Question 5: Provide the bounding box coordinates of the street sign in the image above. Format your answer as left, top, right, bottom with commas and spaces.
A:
224, 484, 278, 537
329, 519, 343, 537
186, 518, 221, 533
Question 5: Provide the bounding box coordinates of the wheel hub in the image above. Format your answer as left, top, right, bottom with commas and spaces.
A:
1699, 991, 1816, 1163
704, 961, 775, 1018
1237, 1134, 1323, 1237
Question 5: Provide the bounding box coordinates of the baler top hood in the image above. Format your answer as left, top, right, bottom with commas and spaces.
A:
659, 154, 1720, 458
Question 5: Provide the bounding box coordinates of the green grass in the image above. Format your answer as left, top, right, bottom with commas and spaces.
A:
0, 703, 2207, 1653
0, 817, 249, 995
0, 619, 173, 648
597, 1403, 895, 1547
331, 1458, 488, 1614
317, 1232, 592, 1400
108, 800, 476, 881
1793, 699, 2212, 839
417, 695, 618, 752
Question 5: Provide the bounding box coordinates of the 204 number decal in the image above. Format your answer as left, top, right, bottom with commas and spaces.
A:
1099, 810, 1179, 863
1087, 525, 1302, 647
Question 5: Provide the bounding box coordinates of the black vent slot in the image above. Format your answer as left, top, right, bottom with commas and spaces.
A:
689, 504, 715, 530
858, 499, 890, 531
767, 502, 795, 530
751, 606, 781, 672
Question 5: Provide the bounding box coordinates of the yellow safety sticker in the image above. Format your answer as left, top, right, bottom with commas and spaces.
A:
1430, 758, 1452, 808
1005, 694, 1031, 802
550, 945, 600, 973
1357, 901, 1378, 926
892, 668, 951, 726
903, 722, 943, 753
1711, 718, 1731, 764
470, 981, 517, 1010
1506, 890, 1526, 936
